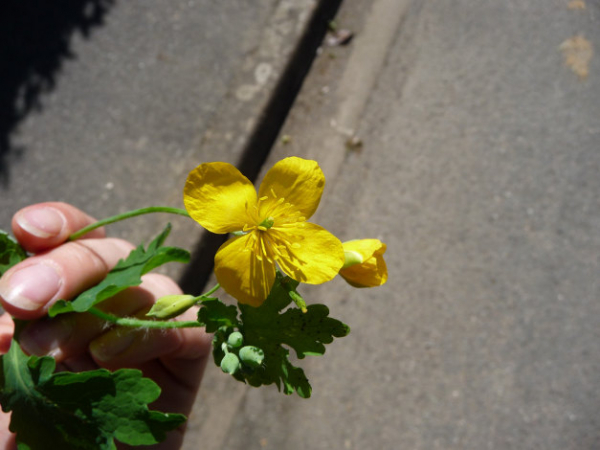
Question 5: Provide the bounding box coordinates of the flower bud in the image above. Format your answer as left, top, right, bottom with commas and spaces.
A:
146, 294, 198, 319
339, 239, 388, 288
220, 352, 241, 374
238, 346, 265, 368
227, 331, 244, 348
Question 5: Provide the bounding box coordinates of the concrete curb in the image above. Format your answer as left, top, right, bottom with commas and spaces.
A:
263, 0, 412, 187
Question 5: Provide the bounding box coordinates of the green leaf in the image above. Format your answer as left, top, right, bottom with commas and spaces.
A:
241, 302, 349, 359
204, 273, 350, 398
0, 230, 27, 276
0, 340, 185, 449
49, 224, 189, 316
197, 297, 239, 333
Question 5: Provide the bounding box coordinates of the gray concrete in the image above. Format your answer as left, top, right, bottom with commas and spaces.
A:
209, 1, 600, 449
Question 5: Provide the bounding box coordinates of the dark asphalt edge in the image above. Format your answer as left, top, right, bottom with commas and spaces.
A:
179, 0, 344, 295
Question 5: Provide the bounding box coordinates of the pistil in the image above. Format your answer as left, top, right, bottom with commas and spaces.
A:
258, 216, 275, 229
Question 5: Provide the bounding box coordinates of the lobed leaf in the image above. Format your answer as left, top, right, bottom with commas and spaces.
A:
197, 297, 239, 333
0, 340, 185, 449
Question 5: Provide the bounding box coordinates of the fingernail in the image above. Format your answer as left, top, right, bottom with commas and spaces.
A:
0, 264, 62, 311
20, 318, 73, 357
90, 329, 136, 362
16, 207, 65, 238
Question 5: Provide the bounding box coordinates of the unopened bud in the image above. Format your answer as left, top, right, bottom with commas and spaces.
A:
239, 346, 265, 368
340, 239, 388, 287
220, 353, 241, 374
146, 294, 198, 319
227, 331, 244, 348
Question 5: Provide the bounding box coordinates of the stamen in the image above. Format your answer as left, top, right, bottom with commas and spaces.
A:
260, 237, 269, 259
269, 242, 283, 256
259, 195, 269, 201
257, 226, 267, 231
278, 223, 299, 228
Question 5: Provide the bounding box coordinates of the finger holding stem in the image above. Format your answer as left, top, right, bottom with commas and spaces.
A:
68, 207, 190, 241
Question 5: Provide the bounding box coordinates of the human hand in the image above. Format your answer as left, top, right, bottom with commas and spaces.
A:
0, 202, 211, 449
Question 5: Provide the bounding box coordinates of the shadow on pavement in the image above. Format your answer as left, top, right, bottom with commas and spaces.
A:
0, 0, 115, 186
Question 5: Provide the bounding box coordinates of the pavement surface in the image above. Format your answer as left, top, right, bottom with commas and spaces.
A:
2, 1, 600, 449
1, 0, 275, 243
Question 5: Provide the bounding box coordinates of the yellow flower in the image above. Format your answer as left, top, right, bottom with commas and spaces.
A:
184, 157, 344, 306
339, 239, 388, 288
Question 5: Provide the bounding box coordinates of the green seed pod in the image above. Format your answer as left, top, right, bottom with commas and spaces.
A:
146, 294, 198, 319
227, 331, 244, 348
220, 353, 241, 374
238, 346, 265, 368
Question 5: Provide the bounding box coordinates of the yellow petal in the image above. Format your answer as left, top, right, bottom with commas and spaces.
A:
184, 162, 257, 234
214, 233, 276, 307
269, 223, 344, 284
258, 157, 325, 222
339, 239, 387, 288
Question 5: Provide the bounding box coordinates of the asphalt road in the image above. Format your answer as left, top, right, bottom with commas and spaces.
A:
0, 0, 277, 243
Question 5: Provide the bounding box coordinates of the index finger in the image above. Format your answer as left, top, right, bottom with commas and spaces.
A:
12, 202, 105, 253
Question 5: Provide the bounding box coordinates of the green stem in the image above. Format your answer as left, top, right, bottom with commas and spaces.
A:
88, 307, 203, 329
280, 275, 307, 313
204, 283, 220, 297
68, 207, 191, 240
